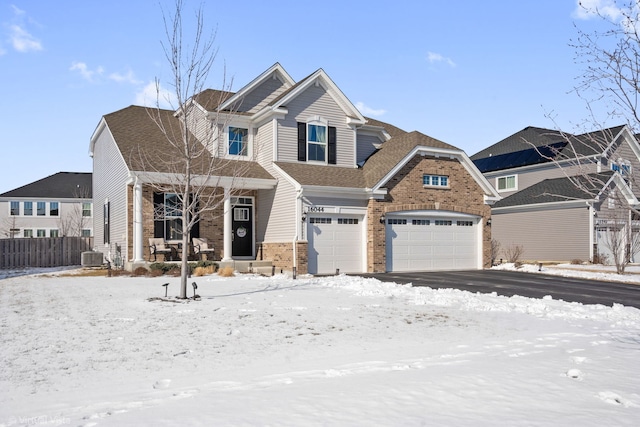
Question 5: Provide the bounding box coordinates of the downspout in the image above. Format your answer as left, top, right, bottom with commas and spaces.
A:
293, 188, 303, 272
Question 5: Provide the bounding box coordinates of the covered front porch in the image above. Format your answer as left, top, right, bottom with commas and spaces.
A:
125, 174, 276, 268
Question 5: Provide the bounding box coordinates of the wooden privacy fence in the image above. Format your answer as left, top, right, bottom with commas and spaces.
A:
0, 237, 94, 269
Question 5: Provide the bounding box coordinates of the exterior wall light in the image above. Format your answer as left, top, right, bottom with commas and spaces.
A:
380, 214, 386, 224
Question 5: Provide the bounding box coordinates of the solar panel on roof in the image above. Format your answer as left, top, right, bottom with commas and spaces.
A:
472, 141, 567, 173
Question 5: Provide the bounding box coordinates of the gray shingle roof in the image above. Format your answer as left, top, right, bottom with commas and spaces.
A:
275, 162, 366, 188
363, 130, 459, 187
471, 125, 628, 172
103, 106, 274, 181
0, 172, 92, 199
492, 172, 614, 208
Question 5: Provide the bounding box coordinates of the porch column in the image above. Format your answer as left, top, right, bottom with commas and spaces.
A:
222, 189, 233, 261
133, 180, 144, 262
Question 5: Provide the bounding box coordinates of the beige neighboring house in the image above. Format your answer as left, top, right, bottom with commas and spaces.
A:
90, 63, 499, 274
0, 172, 93, 239
471, 126, 640, 263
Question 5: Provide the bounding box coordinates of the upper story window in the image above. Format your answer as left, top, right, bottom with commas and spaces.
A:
308, 124, 327, 162
37, 202, 46, 216
497, 175, 517, 192
228, 127, 248, 156
423, 174, 449, 188
82, 202, 92, 217
10, 201, 19, 216
24, 201, 33, 216
611, 159, 631, 175
297, 118, 337, 165
50, 202, 59, 216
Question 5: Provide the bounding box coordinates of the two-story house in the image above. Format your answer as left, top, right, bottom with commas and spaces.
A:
90, 63, 499, 274
0, 172, 93, 238
471, 126, 640, 263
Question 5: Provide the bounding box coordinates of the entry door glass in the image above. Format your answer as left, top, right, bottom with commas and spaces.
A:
232, 205, 253, 257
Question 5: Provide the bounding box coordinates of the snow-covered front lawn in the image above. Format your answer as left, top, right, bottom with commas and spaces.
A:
1, 266, 639, 426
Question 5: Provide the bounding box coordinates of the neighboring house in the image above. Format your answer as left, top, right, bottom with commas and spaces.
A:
89, 63, 499, 274
0, 172, 93, 239
471, 126, 640, 263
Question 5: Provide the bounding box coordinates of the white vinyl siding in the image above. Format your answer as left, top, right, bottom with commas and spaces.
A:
234, 76, 289, 114
356, 132, 380, 165
92, 124, 131, 260
492, 207, 590, 262
277, 84, 355, 167
258, 176, 297, 242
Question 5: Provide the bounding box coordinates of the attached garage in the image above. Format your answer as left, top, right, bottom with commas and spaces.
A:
385, 211, 481, 272
307, 214, 365, 274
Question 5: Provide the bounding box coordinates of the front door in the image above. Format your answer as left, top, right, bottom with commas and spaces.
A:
232, 198, 253, 258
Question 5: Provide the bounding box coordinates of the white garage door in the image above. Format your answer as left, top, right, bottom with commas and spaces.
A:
308, 215, 364, 274
386, 212, 480, 272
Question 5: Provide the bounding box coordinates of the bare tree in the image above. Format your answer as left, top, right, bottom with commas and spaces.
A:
519, 1, 640, 273
1, 216, 19, 238
136, 0, 255, 298
58, 185, 92, 237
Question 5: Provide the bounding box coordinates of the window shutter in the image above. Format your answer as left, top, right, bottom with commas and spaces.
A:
328, 126, 337, 165
297, 122, 307, 161
153, 193, 164, 238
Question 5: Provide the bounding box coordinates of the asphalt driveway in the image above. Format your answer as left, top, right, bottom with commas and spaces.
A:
359, 269, 640, 309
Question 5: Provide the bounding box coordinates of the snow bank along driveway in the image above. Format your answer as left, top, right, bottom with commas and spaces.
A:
1, 272, 639, 426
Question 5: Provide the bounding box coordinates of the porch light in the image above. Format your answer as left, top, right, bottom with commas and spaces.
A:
380, 214, 386, 224
301, 214, 307, 222
486, 219, 492, 226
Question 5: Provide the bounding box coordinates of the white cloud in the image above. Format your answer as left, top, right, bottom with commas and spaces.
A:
8, 24, 42, 52
109, 69, 143, 85
355, 101, 386, 117
427, 51, 456, 67
573, 0, 623, 20
69, 61, 104, 82
135, 81, 176, 109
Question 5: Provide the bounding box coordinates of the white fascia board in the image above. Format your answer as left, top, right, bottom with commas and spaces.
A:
373, 146, 501, 201
492, 199, 594, 214
251, 106, 288, 126
89, 117, 108, 157
130, 171, 276, 190
271, 163, 301, 191
218, 63, 295, 112
599, 173, 640, 205
604, 125, 640, 162
358, 126, 391, 143
300, 185, 371, 200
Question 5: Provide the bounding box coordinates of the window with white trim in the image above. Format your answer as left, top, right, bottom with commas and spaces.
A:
423, 174, 449, 188
228, 127, 248, 156
338, 218, 359, 224
49, 202, 59, 216
412, 219, 430, 225
497, 175, 517, 191
297, 118, 337, 164
50, 229, 59, 238
310, 217, 332, 224
387, 218, 407, 225
23, 229, 33, 237
24, 202, 33, 216
10, 201, 19, 216
82, 202, 92, 217
435, 220, 452, 226
37, 202, 46, 216
37, 229, 46, 237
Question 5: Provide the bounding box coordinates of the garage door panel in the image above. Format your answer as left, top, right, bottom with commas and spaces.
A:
386, 213, 479, 272
308, 215, 364, 274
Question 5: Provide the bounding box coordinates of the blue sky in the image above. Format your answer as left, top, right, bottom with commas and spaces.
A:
0, 0, 621, 194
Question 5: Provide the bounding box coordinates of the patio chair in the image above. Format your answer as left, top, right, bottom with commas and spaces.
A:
193, 237, 215, 260
149, 238, 172, 261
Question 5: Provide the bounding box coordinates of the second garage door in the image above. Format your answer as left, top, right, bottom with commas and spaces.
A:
386, 211, 480, 272
308, 214, 364, 274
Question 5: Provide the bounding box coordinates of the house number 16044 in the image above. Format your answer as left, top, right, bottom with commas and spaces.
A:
307, 206, 325, 212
